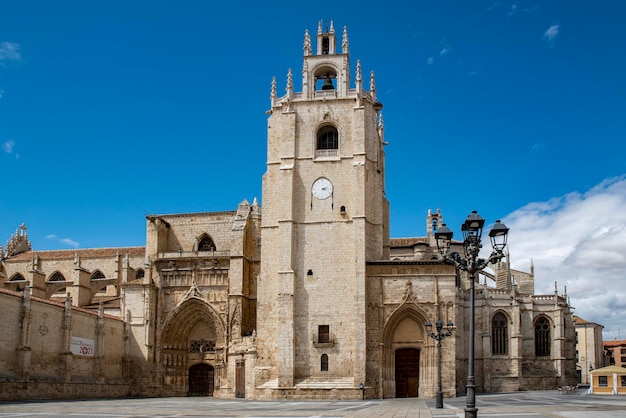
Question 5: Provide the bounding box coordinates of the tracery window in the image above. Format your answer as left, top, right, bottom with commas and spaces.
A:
190, 339, 216, 353
317, 126, 338, 152
91, 270, 105, 280
321, 354, 329, 372
135, 269, 145, 280
198, 235, 217, 251
535, 316, 551, 357
49, 271, 66, 282
492, 312, 508, 355
10, 273, 25, 281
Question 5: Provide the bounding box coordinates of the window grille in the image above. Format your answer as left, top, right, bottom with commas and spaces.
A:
321, 354, 329, 372
317, 126, 338, 151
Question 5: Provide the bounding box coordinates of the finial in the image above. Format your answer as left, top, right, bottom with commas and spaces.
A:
356, 60, 362, 82
342, 26, 349, 53
329, 21, 335, 33
378, 111, 384, 129
370, 71, 377, 102
303, 29, 312, 56
317, 21, 322, 34
271, 76, 277, 99
286, 68, 293, 94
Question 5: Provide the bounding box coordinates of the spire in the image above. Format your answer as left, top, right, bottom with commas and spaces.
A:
342, 26, 349, 53
355, 60, 363, 106
370, 71, 377, 103
270, 76, 277, 107
286, 68, 293, 100
303, 29, 312, 56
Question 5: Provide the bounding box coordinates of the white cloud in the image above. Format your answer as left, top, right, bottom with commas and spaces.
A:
46, 234, 79, 248
2, 140, 18, 159
542, 24, 560, 47
502, 175, 626, 340
0, 42, 21, 65
440, 47, 449, 57
2, 140, 14, 154
427, 57, 434, 65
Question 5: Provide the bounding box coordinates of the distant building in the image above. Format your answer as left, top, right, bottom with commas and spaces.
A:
604, 339, 626, 368
0, 21, 577, 401
573, 315, 604, 384
589, 366, 626, 395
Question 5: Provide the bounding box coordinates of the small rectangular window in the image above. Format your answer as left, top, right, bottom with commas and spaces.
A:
621, 375, 626, 387
599, 376, 608, 387
318, 325, 330, 343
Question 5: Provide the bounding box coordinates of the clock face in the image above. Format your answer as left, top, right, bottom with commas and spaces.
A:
312, 177, 333, 200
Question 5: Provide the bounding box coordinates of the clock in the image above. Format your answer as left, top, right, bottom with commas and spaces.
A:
312, 177, 333, 200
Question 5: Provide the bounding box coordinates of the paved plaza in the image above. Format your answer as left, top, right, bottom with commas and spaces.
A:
0, 390, 625, 417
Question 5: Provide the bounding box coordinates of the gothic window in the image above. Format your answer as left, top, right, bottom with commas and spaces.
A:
318, 325, 330, 343
321, 354, 329, 372
10, 273, 25, 281
49, 271, 66, 282
316, 126, 338, 154
135, 269, 145, 280
190, 339, 216, 353
198, 235, 216, 251
535, 316, 551, 357
492, 312, 508, 355
90, 270, 105, 280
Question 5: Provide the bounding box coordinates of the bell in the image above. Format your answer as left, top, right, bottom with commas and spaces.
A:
322, 77, 335, 90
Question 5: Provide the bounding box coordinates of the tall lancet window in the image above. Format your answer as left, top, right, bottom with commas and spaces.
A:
492, 312, 508, 355
535, 316, 551, 357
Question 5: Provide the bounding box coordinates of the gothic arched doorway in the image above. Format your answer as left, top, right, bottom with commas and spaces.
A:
395, 348, 420, 397
189, 363, 214, 396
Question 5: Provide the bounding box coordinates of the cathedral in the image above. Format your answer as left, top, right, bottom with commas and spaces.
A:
0, 21, 576, 401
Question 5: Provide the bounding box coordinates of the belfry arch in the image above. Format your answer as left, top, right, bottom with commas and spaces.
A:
381, 303, 431, 398
159, 297, 226, 396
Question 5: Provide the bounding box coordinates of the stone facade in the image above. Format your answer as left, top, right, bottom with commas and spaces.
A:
0, 21, 577, 401
573, 315, 604, 385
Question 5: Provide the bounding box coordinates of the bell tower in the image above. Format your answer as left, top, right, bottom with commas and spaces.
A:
256, 21, 389, 397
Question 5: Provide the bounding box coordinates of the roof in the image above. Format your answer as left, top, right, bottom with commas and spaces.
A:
5, 247, 146, 262
0, 287, 122, 321
573, 315, 603, 327
389, 237, 429, 247
590, 365, 626, 374
604, 339, 626, 348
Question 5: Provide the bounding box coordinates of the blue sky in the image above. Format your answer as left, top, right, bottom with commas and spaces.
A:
1, 2, 625, 339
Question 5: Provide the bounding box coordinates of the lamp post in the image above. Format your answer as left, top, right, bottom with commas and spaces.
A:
426, 319, 454, 408
435, 211, 509, 418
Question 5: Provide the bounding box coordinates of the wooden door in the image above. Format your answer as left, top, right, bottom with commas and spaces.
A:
236, 360, 245, 398
395, 348, 420, 398
188, 363, 214, 396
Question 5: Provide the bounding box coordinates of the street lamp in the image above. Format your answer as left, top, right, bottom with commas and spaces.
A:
426, 319, 454, 408
435, 211, 509, 418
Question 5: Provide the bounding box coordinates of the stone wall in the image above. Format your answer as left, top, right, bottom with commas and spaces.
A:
0, 288, 129, 400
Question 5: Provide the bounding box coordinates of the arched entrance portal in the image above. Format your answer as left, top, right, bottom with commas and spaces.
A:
189, 363, 214, 396
381, 302, 429, 398
395, 348, 420, 397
